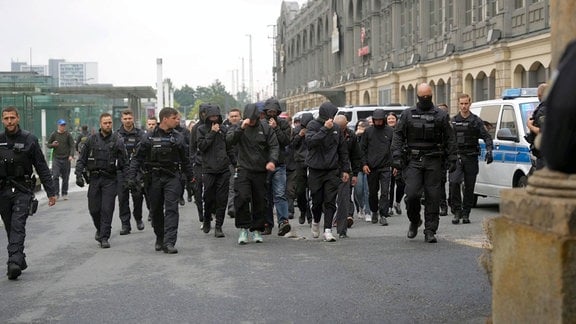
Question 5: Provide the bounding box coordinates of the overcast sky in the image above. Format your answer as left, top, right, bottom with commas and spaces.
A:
0, 0, 307, 96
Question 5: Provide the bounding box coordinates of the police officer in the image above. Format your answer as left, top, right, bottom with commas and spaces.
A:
305, 101, 351, 242
526, 83, 548, 171
361, 109, 394, 226
75, 112, 128, 249
227, 103, 279, 244
197, 104, 232, 237
129, 107, 194, 254
449, 94, 493, 224
116, 109, 146, 235
175, 113, 191, 206
391, 83, 457, 243
0, 106, 57, 280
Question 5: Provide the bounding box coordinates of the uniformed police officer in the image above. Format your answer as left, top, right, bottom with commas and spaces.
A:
116, 109, 146, 235
129, 107, 194, 254
0, 106, 57, 280
449, 93, 493, 225
75, 112, 128, 249
391, 83, 457, 243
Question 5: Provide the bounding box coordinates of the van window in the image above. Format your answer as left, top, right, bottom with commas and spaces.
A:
477, 105, 499, 139
500, 105, 518, 138
337, 111, 353, 121
519, 101, 539, 132
357, 111, 374, 120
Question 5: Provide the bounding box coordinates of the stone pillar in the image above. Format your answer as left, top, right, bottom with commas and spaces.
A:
550, 0, 576, 68
491, 169, 576, 323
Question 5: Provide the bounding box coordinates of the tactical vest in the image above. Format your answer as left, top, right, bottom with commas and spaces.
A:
0, 131, 33, 179
406, 109, 443, 151
120, 131, 141, 156
452, 119, 479, 153
145, 134, 180, 170
86, 133, 119, 172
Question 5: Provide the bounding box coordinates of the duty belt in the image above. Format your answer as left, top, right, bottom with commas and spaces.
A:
149, 166, 179, 177
89, 170, 116, 178
409, 149, 443, 159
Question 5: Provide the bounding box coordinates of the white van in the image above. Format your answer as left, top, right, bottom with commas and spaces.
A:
470, 88, 539, 204
336, 104, 410, 130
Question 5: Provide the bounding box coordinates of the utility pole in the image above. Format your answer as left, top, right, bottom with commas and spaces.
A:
246, 34, 253, 102
268, 25, 277, 98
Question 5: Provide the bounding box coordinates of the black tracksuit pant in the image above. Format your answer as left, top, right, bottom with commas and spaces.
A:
203, 170, 230, 228
367, 168, 391, 217
234, 169, 267, 231
308, 168, 340, 230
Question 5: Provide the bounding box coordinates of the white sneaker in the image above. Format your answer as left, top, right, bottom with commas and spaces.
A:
62, 195, 69, 201
311, 222, 320, 238
323, 229, 336, 242
365, 213, 372, 222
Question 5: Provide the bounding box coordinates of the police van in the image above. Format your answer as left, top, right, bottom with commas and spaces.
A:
470, 88, 540, 204
336, 104, 410, 130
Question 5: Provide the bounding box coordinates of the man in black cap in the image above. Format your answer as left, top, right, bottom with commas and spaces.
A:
305, 101, 351, 242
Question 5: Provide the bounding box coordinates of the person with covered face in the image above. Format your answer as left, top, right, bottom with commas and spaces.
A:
189, 103, 210, 229
196, 104, 233, 238
391, 83, 457, 243
227, 103, 279, 244
262, 98, 292, 236
305, 101, 351, 242
291, 112, 314, 225
361, 109, 394, 226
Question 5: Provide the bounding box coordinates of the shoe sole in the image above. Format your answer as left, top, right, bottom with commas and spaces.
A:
407, 220, 423, 239
278, 224, 291, 236
238, 240, 248, 245
346, 218, 354, 228
323, 236, 336, 242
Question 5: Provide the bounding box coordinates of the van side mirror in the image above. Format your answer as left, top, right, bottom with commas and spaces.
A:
497, 128, 519, 142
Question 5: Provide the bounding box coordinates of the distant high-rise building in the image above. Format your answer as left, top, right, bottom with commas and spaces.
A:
58, 62, 98, 87
11, 61, 27, 72
20, 65, 48, 75
49, 59, 65, 84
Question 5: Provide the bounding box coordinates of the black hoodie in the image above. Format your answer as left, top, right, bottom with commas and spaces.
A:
197, 105, 231, 173
305, 102, 350, 172
291, 112, 313, 163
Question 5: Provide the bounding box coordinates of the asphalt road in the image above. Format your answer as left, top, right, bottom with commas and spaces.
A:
0, 183, 497, 324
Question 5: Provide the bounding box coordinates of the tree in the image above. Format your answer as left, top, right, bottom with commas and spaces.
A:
174, 85, 196, 107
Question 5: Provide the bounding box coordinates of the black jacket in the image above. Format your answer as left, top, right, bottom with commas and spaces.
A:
344, 128, 362, 174
291, 113, 314, 164
129, 127, 193, 180
197, 106, 232, 174
305, 103, 351, 172
361, 124, 394, 170
451, 113, 493, 155
76, 130, 128, 178
0, 127, 56, 197
267, 117, 291, 165
116, 126, 145, 159
227, 120, 279, 172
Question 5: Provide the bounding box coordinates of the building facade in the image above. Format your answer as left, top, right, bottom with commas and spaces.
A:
58, 62, 98, 87
276, 0, 550, 116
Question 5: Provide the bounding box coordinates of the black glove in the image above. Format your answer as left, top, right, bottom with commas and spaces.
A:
76, 176, 85, 188
391, 159, 403, 170
485, 151, 494, 164
448, 160, 458, 173
124, 179, 136, 191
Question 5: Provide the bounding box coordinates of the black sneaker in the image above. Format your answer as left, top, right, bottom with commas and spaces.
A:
95, 230, 101, 242
163, 244, 178, 254
452, 211, 461, 224
262, 225, 272, 235
179, 198, 185, 206
298, 213, 306, 224
371, 212, 379, 224
100, 239, 111, 249
407, 219, 423, 239
278, 221, 291, 236
7, 263, 21, 280
439, 205, 448, 216
214, 226, 225, 238
339, 232, 348, 239
425, 232, 438, 243
120, 227, 131, 235
462, 214, 471, 224
379, 216, 388, 226
155, 239, 162, 251
203, 220, 211, 234
136, 220, 145, 231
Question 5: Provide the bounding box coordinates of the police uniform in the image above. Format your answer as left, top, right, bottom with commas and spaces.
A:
129, 126, 193, 253
1, 128, 56, 278
449, 113, 493, 224
391, 102, 457, 242
116, 125, 146, 234
75, 131, 128, 247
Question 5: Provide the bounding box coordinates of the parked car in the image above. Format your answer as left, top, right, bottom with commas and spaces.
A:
336, 104, 410, 130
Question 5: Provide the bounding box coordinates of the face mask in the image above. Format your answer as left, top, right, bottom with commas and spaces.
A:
418, 95, 433, 109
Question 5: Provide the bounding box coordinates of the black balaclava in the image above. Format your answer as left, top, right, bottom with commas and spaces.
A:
417, 95, 434, 110
317, 101, 338, 123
